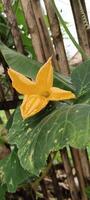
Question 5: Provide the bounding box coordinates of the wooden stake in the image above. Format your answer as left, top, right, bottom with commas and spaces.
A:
40, 179, 49, 200
3, 0, 24, 54
70, 0, 90, 58
60, 147, 80, 200
70, 147, 88, 200
30, 0, 59, 72
81, 0, 89, 22
78, 0, 90, 50
20, 0, 45, 63
79, 149, 90, 186
44, 0, 70, 75
48, 155, 63, 200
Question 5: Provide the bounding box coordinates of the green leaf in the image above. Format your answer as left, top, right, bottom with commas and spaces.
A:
0, 43, 40, 79
0, 22, 9, 35
8, 102, 57, 148
0, 184, 7, 200
0, 3, 4, 12
8, 103, 59, 173
0, 148, 29, 192
85, 186, 90, 198
0, 44, 75, 91
21, 33, 36, 59
15, 6, 28, 33
0, 14, 13, 48
54, 72, 75, 92
8, 104, 90, 176
71, 59, 90, 97
74, 91, 90, 104
6, 111, 15, 130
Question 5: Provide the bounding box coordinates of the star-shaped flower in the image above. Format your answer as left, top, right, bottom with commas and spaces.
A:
8, 58, 75, 119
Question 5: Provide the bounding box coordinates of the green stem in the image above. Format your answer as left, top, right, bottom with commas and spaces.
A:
52, 0, 88, 60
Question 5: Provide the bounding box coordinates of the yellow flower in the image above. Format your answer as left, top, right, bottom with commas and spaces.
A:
8, 57, 75, 119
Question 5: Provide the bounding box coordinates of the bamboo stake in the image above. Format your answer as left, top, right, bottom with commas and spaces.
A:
31, 0, 51, 60
40, 179, 49, 200
60, 147, 80, 200
70, 1, 90, 194
44, 0, 70, 76
3, 0, 24, 54
78, 0, 90, 50
49, 1, 88, 198
79, 149, 90, 186
81, 0, 89, 22
70, 0, 90, 58
48, 155, 63, 200
70, 147, 88, 200
67, 1, 90, 194
20, 0, 45, 63
52, 0, 87, 60
30, 0, 59, 72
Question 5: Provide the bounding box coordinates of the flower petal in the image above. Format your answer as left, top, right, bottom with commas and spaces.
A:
36, 57, 53, 93
8, 68, 37, 95
48, 87, 76, 101
20, 95, 49, 119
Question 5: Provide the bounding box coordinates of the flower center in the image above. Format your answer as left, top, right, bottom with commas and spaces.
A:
42, 91, 50, 97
